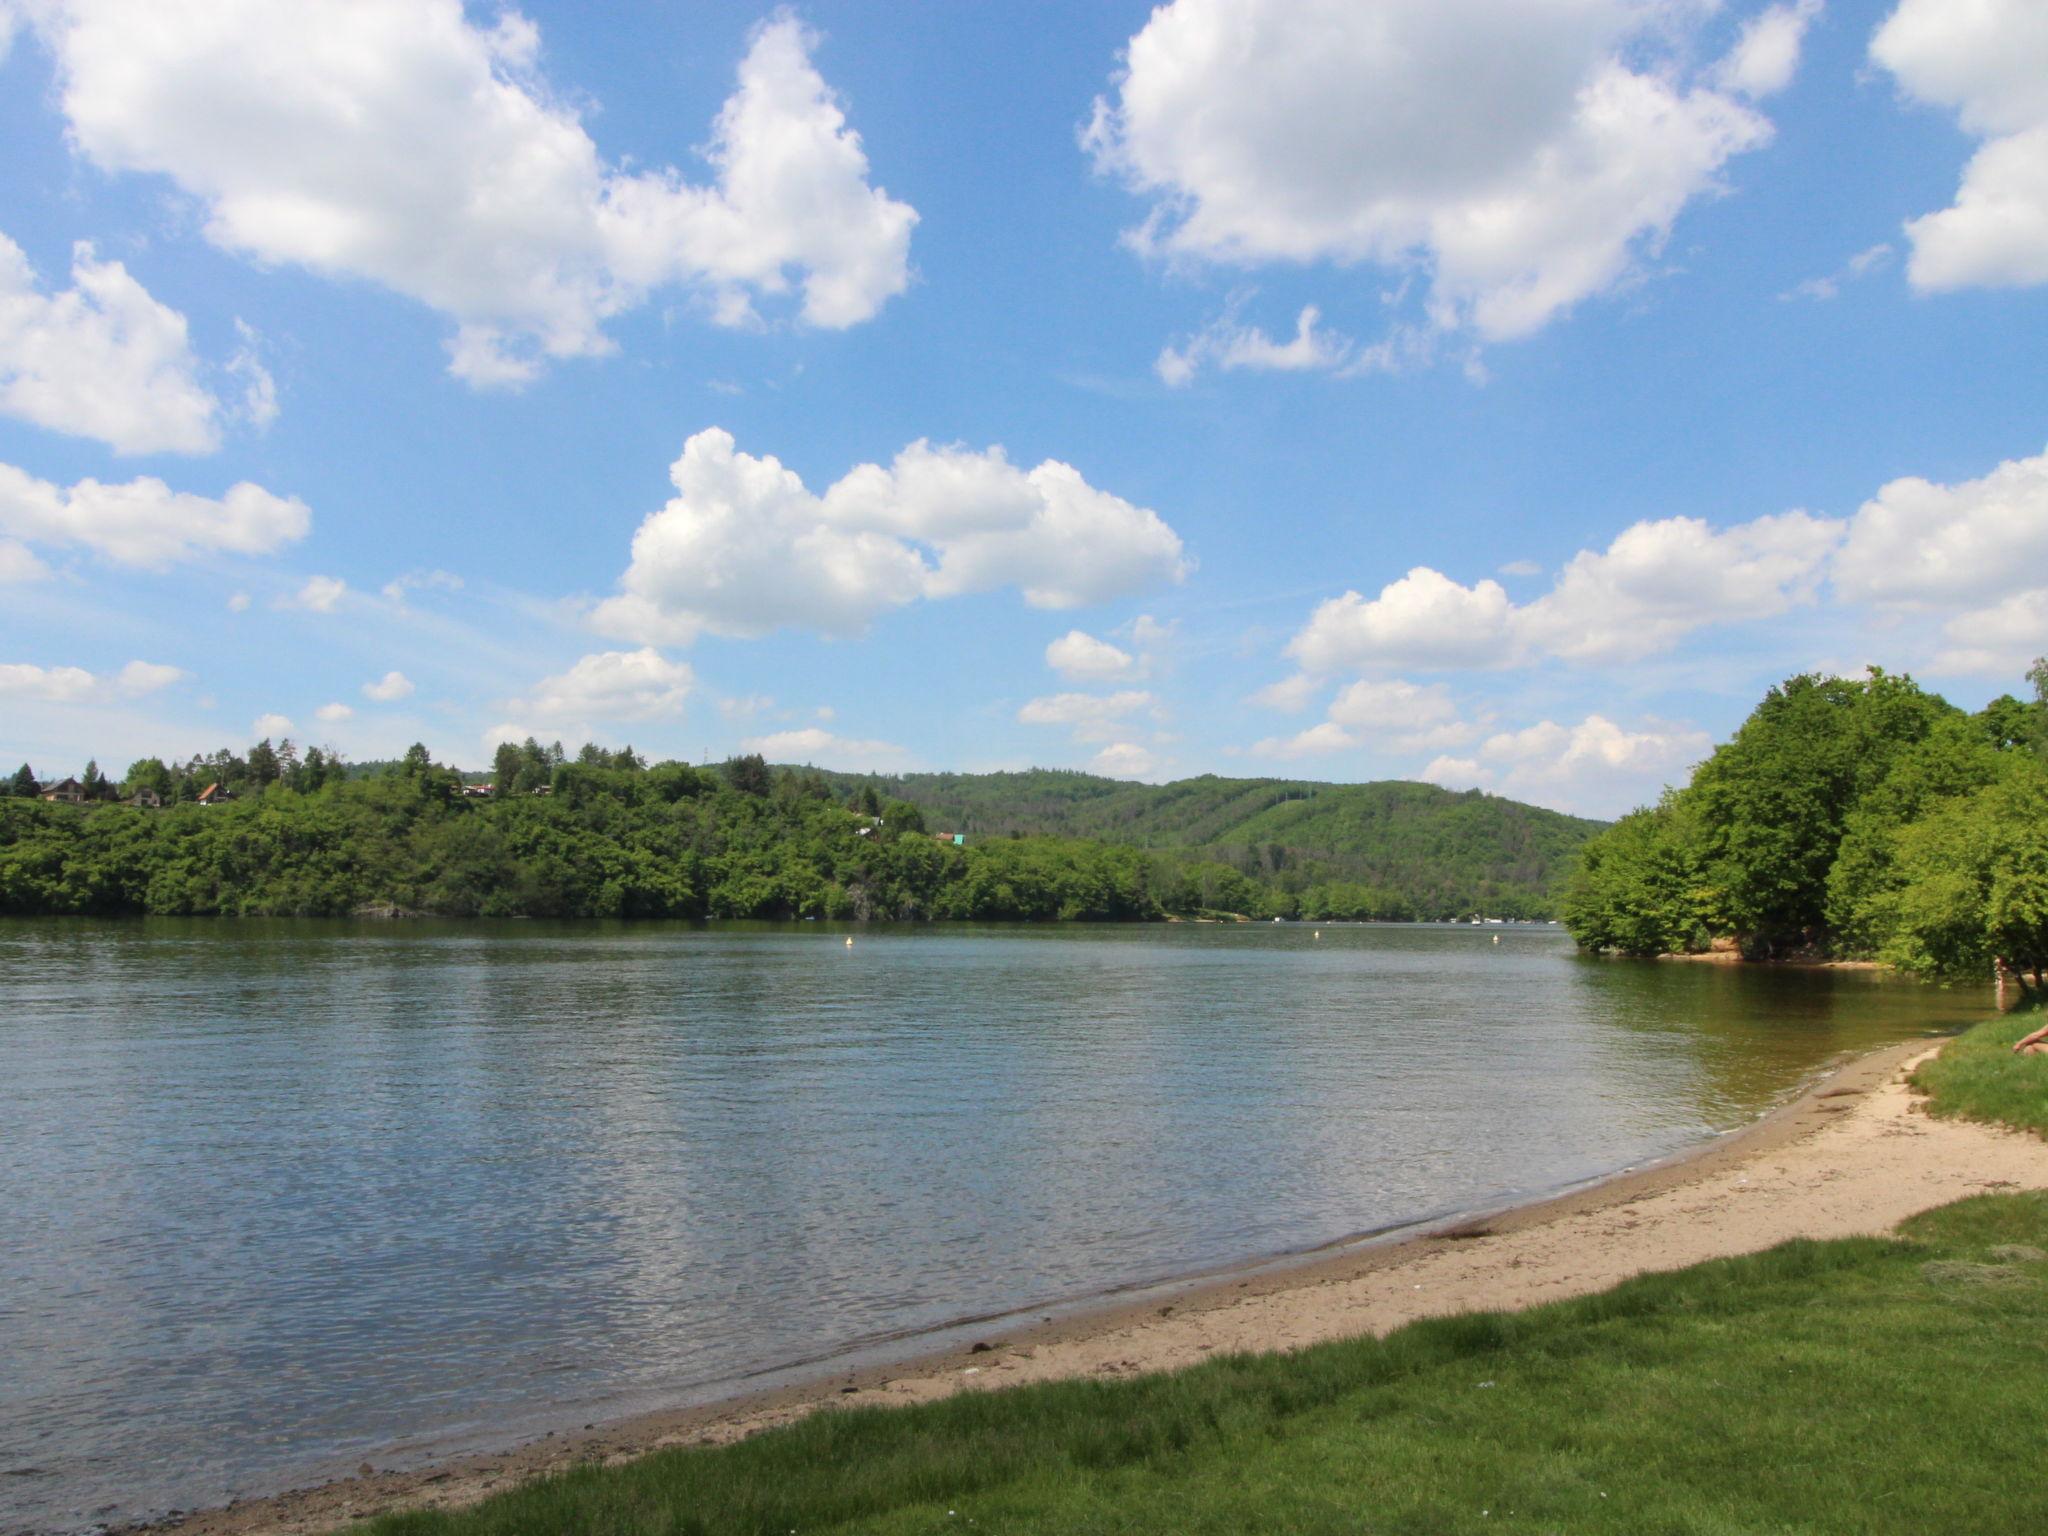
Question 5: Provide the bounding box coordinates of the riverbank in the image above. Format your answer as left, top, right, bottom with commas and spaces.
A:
139, 1028, 2048, 1536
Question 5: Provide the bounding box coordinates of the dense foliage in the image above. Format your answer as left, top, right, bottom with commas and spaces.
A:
1, 742, 1602, 922
1563, 663, 2048, 996
804, 770, 1602, 919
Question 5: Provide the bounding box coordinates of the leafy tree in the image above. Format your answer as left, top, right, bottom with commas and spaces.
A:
248, 739, 281, 787
492, 741, 523, 791
400, 742, 433, 779
10, 763, 39, 798
123, 758, 173, 800
725, 753, 772, 796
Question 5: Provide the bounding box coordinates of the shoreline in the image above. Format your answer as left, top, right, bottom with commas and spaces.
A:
134, 1029, 2048, 1536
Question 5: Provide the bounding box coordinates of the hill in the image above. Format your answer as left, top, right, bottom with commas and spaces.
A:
807, 769, 1605, 919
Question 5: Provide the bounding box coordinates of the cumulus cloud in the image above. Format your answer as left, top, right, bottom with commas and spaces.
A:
1872, 0, 2048, 291
315, 701, 353, 722
1423, 713, 1711, 815
1091, 741, 1162, 780
1288, 567, 1518, 673
284, 575, 347, 613
0, 662, 99, 702
1285, 511, 1839, 673
1088, 0, 1788, 345
1251, 678, 1473, 758
0, 232, 227, 453
593, 429, 1188, 645
1932, 589, 2048, 676
1045, 615, 1174, 681
1017, 689, 1157, 743
251, 712, 293, 738
1834, 444, 2048, 608
1156, 302, 1353, 386
361, 670, 415, 702
1714, 0, 1822, 100
1046, 629, 1138, 681
24, 4, 916, 384
0, 461, 309, 569
516, 649, 694, 723
115, 660, 186, 694
0, 539, 50, 582
740, 726, 914, 773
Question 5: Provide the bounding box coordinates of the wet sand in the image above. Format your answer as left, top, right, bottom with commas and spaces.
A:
147, 1036, 2048, 1536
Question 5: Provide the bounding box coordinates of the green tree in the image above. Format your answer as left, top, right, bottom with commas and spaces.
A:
123, 758, 173, 799
248, 739, 281, 787
10, 763, 39, 797
725, 753, 772, 796
491, 741, 523, 792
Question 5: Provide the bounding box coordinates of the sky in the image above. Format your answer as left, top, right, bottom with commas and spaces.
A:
1, 0, 2045, 818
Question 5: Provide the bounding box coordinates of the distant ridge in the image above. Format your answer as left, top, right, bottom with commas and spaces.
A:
803, 768, 1606, 918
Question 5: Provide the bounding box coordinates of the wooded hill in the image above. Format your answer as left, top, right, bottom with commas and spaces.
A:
802, 770, 1605, 919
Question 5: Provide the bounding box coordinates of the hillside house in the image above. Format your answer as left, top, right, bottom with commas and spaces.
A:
40, 778, 87, 804
127, 787, 164, 809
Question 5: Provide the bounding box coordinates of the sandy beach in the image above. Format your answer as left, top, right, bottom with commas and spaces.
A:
150, 1035, 2048, 1536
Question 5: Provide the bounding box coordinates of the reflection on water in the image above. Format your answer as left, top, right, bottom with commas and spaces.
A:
0, 919, 1985, 1532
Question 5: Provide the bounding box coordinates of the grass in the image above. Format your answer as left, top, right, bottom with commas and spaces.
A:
364, 1191, 2048, 1536
1912, 1010, 2048, 1137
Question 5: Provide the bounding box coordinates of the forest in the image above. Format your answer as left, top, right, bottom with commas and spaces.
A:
0, 739, 1588, 922
1562, 662, 2048, 996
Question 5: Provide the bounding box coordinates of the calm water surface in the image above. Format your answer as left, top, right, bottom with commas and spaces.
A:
0, 919, 1988, 1532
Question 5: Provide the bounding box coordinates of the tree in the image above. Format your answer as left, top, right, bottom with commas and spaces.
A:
9, 763, 38, 797
725, 753, 772, 796
123, 758, 173, 799
2031, 656, 2048, 758
400, 742, 433, 778
80, 759, 111, 800
248, 739, 281, 787
492, 741, 522, 793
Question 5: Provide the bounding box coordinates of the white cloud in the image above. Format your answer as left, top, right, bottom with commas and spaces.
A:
1045, 629, 1139, 681
1517, 510, 1840, 661
516, 648, 694, 723
1286, 511, 1839, 673
1017, 689, 1157, 743
0, 461, 309, 568
1288, 567, 1518, 673
1834, 444, 2048, 608
0, 662, 99, 702
0, 232, 228, 454
741, 726, 914, 773
0, 539, 50, 582
362, 670, 415, 702
1485, 715, 1711, 814
115, 660, 185, 695
1872, 0, 2048, 291
1248, 720, 1358, 759
1714, 1, 1822, 100
1248, 671, 1319, 712
1931, 588, 2048, 676
1088, 0, 1785, 345
1251, 678, 1473, 759
252, 712, 293, 738
315, 701, 353, 723
1156, 303, 1353, 386
381, 568, 464, 603
593, 429, 1188, 645
25, 5, 914, 385
1497, 559, 1544, 578
1425, 713, 1710, 815
1781, 242, 1894, 301
1091, 741, 1162, 779
226, 591, 251, 612
286, 575, 347, 612
226, 319, 276, 430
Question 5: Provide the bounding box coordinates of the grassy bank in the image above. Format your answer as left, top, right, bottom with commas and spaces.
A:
366, 1190, 2048, 1536
1913, 1010, 2048, 1137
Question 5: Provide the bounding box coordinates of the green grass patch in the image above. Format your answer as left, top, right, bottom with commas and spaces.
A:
1912, 1012, 2048, 1138
364, 1193, 2048, 1536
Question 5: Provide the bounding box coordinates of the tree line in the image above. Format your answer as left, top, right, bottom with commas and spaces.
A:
0, 741, 1517, 922
1562, 661, 2048, 998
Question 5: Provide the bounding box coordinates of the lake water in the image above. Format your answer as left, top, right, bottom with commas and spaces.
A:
0, 919, 1988, 1533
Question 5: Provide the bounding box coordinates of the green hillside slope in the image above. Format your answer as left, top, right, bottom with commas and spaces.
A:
809, 769, 1605, 918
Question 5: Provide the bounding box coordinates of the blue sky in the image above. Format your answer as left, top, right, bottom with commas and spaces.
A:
2, 0, 2045, 816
